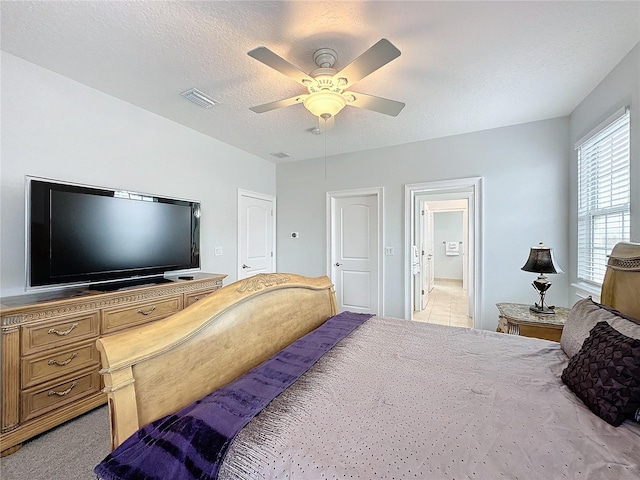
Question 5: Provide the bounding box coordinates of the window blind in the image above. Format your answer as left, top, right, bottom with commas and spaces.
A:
576, 108, 630, 286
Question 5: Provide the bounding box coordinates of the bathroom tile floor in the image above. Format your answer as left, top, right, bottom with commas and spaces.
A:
413, 278, 473, 328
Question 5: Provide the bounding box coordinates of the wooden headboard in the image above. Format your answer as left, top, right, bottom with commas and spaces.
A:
97, 273, 337, 450
601, 241, 640, 321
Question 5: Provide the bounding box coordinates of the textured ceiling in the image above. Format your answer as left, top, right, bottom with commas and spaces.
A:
2, 1, 639, 163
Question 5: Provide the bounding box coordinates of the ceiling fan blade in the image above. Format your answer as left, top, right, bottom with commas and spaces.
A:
318, 115, 335, 133
345, 91, 405, 117
248, 47, 315, 87
334, 39, 401, 89
249, 95, 306, 114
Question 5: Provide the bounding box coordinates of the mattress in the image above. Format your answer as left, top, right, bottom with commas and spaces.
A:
219, 316, 640, 480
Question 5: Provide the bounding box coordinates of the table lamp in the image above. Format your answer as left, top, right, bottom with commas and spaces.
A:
521, 242, 563, 314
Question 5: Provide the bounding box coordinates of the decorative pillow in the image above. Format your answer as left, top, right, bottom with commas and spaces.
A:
560, 297, 640, 359
561, 321, 640, 426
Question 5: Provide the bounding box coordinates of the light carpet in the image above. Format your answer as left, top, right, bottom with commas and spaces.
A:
0, 406, 110, 480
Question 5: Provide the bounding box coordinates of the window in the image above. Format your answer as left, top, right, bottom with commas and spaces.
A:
576, 107, 630, 286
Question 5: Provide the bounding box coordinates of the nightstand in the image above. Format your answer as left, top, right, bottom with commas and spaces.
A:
496, 303, 570, 342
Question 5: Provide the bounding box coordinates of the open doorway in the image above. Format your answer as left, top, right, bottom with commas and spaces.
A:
404, 178, 482, 327
413, 201, 470, 327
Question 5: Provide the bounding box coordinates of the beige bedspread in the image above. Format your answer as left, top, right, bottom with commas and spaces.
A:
218, 316, 640, 479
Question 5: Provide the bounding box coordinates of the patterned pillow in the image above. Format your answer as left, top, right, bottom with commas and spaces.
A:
561, 297, 640, 359
561, 321, 640, 426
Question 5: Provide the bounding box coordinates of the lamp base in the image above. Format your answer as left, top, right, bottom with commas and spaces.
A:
529, 276, 555, 314
529, 304, 555, 314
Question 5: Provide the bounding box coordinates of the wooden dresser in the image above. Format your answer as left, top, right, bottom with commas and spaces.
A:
0, 273, 226, 456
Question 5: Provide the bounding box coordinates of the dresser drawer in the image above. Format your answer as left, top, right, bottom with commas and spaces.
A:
184, 288, 217, 307
21, 368, 102, 423
21, 312, 100, 356
101, 295, 182, 334
21, 340, 100, 389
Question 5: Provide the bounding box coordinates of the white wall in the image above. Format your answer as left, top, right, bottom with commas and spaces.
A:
568, 43, 640, 303
10, 42, 633, 324
277, 117, 570, 329
433, 212, 464, 280
0, 52, 276, 297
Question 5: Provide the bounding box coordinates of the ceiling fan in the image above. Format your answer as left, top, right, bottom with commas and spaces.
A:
247, 39, 405, 132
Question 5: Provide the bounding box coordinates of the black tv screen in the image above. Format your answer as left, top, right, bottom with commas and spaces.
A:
27, 177, 200, 289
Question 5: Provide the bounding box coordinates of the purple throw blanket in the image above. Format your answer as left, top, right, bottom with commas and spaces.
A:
94, 311, 372, 480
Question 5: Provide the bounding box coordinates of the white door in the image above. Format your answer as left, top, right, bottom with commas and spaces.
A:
412, 242, 422, 311
425, 206, 435, 293
238, 190, 275, 280
413, 201, 434, 311
420, 203, 434, 309
413, 198, 425, 311
330, 194, 379, 314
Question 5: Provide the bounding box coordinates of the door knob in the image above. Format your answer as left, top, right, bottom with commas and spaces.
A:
334, 262, 342, 267
242, 264, 251, 269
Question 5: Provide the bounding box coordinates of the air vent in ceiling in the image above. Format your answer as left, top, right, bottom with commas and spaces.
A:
270, 152, 291, 159
180, 88, 218, 109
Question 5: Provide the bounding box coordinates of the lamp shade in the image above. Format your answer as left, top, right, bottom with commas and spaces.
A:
303, 91, 347, 118
521, 242, 563, 274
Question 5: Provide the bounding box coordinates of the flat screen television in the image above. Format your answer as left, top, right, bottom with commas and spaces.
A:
26, 176, 201, 290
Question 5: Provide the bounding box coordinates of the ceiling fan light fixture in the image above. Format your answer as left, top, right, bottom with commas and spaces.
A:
303, 91, 346, 118
248, 39, 404, 121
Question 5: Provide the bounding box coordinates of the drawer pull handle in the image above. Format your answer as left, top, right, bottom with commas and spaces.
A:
48, 323, 79, 336
48, 381, 78, 397
136, 306, 156, 316
48, 353, 79, 366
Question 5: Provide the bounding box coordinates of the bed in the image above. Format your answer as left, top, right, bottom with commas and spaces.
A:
95, 243, 640, 479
